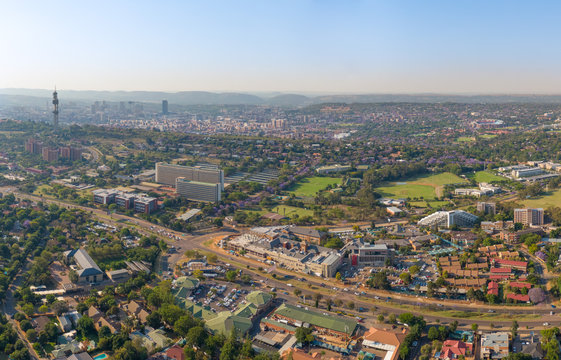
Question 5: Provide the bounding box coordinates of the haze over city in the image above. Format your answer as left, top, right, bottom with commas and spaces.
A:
2, 0, 561, 94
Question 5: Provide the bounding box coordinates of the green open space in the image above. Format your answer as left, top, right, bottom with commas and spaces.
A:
410, 200, 450, 208
288, 176, 342, 197
472, 171, 506, 183
377, 172, 468, 201
271, 205, 313, 218
521, 188, 561, 209
456, 136, 476, 142
479, 134, 498, 139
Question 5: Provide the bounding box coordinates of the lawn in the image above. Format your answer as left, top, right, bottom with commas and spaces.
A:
472, 171, 506, 183
409, 200, 450, 208
377, 172, 468, 200
521, 188, 561, 209
271, 205, 313, 218
456, 136, 476, 142
480, 134, 497, 139
288, 176, 342, 197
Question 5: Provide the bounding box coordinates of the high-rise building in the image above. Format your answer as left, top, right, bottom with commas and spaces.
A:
162, 100, 168, 115
514, 208, 544, 226
155, 163, 224, 190
477, 202, 496, 215
60, 146, 83, 161
42, 147, 59, 162
175, 178, 222, 203
25, 139, 43, 154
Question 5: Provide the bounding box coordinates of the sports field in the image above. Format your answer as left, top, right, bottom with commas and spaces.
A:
521, 188, 561, 209
288, 176, 342, 197
271, 205, 313, 218
377, 172, 468, 200
472, 171, 505, 183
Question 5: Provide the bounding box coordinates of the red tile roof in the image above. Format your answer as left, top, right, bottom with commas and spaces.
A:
439, 340, 473, 359
509, 282, 532, 289
507, 293, 529, 302
487, 281, 499, 296
493, 258, 528, 269
490, 267, 511, 273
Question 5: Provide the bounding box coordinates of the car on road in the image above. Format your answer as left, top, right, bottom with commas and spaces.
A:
544, 322, 550, 326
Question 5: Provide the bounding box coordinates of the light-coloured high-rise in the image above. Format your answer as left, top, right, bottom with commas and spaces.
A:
155, 163, 224, 190
176, 178, 222, 203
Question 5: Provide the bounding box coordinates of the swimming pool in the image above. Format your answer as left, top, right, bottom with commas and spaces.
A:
93, 354, 108, 360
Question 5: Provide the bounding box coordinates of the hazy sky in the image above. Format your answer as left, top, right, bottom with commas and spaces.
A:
2, 0, 561, 94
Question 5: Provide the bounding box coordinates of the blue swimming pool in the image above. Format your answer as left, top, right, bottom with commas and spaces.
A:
93, 354, 108, 360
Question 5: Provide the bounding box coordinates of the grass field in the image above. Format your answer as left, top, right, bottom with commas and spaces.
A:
456, 136, 476, 142
377, 172, 468, 201
288, 176, 342, 197
472, 171, 506, 183
409, 200, 450, 208
480, 134, 497, 139
271, 205, 313, 218
521, 188, 561, 209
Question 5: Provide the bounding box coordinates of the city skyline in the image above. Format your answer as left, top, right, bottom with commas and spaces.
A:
2, 1, 561, 94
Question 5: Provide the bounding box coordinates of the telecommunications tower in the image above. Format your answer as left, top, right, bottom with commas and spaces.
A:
52, 87, 59, 127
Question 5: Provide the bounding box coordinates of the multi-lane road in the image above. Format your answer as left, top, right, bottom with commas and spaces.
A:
9, 189, 561, 331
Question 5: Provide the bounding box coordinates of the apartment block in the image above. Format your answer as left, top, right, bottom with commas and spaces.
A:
42, 147, 59, 162
477, 202, 496, 215
514, 208, 544, 226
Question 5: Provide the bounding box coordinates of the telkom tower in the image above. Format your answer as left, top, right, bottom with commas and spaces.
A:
52, 87, 59, 127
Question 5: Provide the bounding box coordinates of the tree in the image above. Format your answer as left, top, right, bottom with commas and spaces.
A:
367, 270, 391, 290
428, 327, 440, 341
313, 293, 323, 308
174, 315, 199, 337
225, 270, 237, 282
146, 311, 162, 328
25, 329, 37, 342
186, 326, 207, 348
295, 327, 314, 345
511, 320, 519, 338
69, 269, 78, 283
450, 320, 458, 332
293, 289, 302, 297
471, 323, 479, 332
399, 272, 412, 285
335, 272, 342, 281
388, 313, 397, 324
325, 298, 333, 311
77, 316, 95, 337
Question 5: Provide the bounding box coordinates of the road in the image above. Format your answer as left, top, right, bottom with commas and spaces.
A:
11, 190, 561, 331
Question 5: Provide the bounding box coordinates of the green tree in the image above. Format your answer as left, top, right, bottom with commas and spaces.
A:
295, 327, 314, 345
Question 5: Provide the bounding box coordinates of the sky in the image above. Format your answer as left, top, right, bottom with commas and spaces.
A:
2, 0, 561, 94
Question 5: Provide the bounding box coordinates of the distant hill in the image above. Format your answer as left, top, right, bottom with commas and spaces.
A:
266, 94, 310, 106
2, 88, 561, 106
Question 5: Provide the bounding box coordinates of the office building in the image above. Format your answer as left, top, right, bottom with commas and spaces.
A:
162, 100, 168, 114
115, 192, 136, 209
477, 202, 496, 215
176, 178, 221, 203
134, 197, 157, 214
156, 163, 224, 190
514, 208, 544, 226
345, 242, 391, 267
511, 167, 544, 179
42, 147, 59, 162
92, 189, 120, 205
